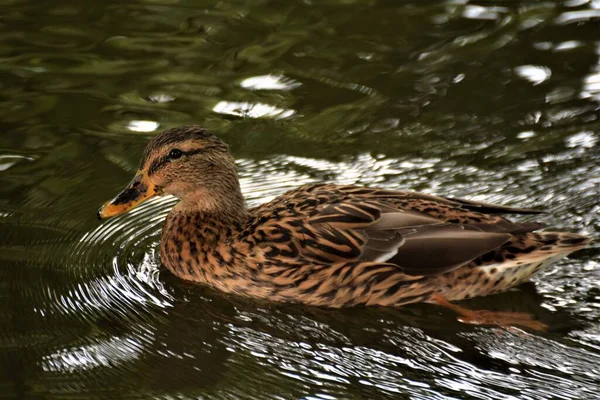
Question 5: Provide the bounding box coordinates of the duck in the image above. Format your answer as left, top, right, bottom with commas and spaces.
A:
98, 125, 590, 329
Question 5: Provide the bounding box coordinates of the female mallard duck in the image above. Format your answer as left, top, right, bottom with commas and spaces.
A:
98, 126, 589, 327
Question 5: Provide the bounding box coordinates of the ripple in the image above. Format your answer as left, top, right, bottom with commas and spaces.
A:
5, 196, 177, 380
41, 334, 147, 373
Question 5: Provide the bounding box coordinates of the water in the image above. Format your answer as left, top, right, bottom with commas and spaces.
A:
1, 0, 599, 398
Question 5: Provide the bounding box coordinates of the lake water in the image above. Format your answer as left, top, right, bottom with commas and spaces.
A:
1, 0, 599, 398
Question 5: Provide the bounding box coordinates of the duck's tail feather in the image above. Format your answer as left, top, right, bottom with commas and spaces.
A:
475, 231, 590, 268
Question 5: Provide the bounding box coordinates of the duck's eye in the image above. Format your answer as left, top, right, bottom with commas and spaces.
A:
168, 149, 183, 160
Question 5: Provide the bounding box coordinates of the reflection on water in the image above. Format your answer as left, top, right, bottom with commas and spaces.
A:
0, 0, 599, 398
213, 100, 296, 119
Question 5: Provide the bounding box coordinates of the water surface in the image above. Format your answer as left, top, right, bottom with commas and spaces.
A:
1, 0, 599, 399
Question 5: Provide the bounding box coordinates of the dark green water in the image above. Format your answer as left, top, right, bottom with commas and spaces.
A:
1, 0, 599, 398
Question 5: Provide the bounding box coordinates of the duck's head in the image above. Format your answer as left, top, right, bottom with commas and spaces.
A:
97, 125, 244, 220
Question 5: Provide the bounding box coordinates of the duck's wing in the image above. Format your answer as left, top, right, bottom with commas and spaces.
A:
443, 196, 546, 215
295, 200, 544, 276
250, 184, 547, 276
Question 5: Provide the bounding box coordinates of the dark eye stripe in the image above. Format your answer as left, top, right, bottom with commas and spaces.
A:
147, 156, 170, 176
182, 148, 210, 157
147, 147, 210, 176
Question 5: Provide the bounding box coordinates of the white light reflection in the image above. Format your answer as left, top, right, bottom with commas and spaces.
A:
555, 9, 600, 24
462, 5, 506, 20
564, 0, 589, 7
582, 72, 600, 102
554, 40, 584, 51
533, 42, 553, 51
0, 154, 34, 171
517, 131, 536, 139
213, 101, 295, 119
240, 74, 301, 91
566, 131, 598, 148
149, 93, 175, 103
580, 43, 600, 102
127, 120, 160, 132
514, 65, 552, 85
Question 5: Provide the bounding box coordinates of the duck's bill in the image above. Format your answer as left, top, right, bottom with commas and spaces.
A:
97, 170, 161, 219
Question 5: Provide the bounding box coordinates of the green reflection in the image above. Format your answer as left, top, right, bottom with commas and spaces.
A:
0, 0, 599, 398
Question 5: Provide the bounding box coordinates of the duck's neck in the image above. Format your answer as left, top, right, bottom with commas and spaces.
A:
160, 196, 249, 282
172, 182, 248, 225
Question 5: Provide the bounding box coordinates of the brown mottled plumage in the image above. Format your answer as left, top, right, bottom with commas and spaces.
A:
98, 126, 590, 319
